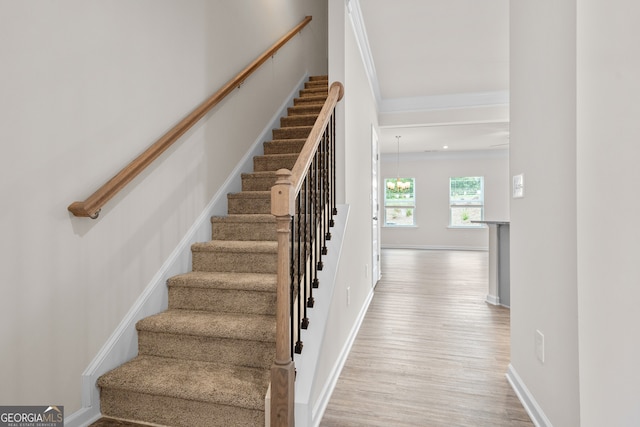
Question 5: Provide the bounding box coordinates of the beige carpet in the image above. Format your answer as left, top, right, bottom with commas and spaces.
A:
94, 76, 328, 427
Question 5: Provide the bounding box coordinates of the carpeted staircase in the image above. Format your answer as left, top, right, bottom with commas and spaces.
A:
95, 75, 329, 427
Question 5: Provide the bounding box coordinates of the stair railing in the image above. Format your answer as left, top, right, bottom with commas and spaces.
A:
270, 81, 344, 426
67, 16, 313, 219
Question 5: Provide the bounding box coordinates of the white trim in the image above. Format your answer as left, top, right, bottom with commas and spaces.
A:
381, 244, 488, 252
63, 407, 101, 427
485, 294, 500, 305
346, 0, 382, 108
380, 91, 509, 113
65, 75, 309, 427
506, 364, 553, 427
380, 149, 509, 162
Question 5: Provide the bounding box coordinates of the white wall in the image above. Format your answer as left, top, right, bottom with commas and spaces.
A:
380, 150, 509, 250
510, 1, 581, 426
577, 1, 640, 425
0, 0, 326, 415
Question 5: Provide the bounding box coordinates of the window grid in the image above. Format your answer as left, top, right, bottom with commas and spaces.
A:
384, 178, 416, 227
449, 176, 484, 227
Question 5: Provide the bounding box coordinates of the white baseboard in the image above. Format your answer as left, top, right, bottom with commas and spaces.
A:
381, 244, 488, 252
506, 364, 553, 427
486, 294, 500, 305
309, 286, 373, 427
65, 74, 309, 427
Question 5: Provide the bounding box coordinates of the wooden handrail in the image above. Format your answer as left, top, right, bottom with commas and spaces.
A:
270, 80, 344, 426
68, 16, 313, 218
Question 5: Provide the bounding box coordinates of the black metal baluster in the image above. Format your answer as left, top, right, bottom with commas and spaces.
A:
305, 172, 314, 308
289, 215, 296, 358
319, 137, 327, 255
324, 127, 332, 243
331, 110, 338, 221
294, 206, 304, 353
315, 149, 324, 272
299, 189, 309, 331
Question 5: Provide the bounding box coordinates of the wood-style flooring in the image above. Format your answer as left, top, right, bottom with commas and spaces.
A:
319, 249, 533, 427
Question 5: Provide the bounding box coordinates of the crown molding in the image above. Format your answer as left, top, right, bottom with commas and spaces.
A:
380, 91, 509, 113
347, 0, 382, 105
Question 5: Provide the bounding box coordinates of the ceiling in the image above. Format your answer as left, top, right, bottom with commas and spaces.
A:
350, 0, 510, 154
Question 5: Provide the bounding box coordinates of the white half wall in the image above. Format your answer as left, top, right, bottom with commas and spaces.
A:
380, 150, 509, 250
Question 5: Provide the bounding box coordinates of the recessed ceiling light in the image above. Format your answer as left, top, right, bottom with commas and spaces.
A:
443, 145, 449, 149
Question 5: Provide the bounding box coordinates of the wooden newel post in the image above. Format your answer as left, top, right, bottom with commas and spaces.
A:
271, 168, 296, 427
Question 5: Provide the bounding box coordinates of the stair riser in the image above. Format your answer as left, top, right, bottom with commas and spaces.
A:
138, 332, 275, 369
294, 96, 325, 106
253, 155, 297, 172
241, 174, 277, 191
305, 80, 328, 88
280, 115, 318, 127
192, 251, 277, 273
287, 105, 323, 116
100, 389, 264, 427
272, 127, 312, 139
263, 140, 306, 155
300, 88, 328, 97
227, 196, 271, 214
169, 287, 276, 315
212, 221, 276, 240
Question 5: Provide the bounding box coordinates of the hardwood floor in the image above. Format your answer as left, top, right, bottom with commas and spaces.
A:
319, 249, 533, 427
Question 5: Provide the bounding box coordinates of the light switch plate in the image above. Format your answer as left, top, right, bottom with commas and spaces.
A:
513, 174, 524, 198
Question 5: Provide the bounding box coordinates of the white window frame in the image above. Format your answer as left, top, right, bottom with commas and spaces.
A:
449, 176, 484, 228
384, 177, 416, 227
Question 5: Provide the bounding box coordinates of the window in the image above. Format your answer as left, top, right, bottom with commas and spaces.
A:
384, 178, 415, 226
449, 176, 484, 227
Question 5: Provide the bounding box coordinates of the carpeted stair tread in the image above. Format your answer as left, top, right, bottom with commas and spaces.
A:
98, 355, 269, 411
227, 191, 271, 215
168, 271, 276, 292
211, 214, 276, 241
137, 309, 275, 342
299, 87, 328, 97
287, 104, 324, 116
280, 113, 319, 127
228, 190, 270, 198
253, 153, 299, 171
273, 125, 313, 139
192, 240, 277, 253
211, 214, 276, 227
305, 80, 328, 88
167, 272, 276, 315
294, 94, 326, 105
241, 172, 279, 191
263, 139, 306, 155
191, 240, 277, 273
